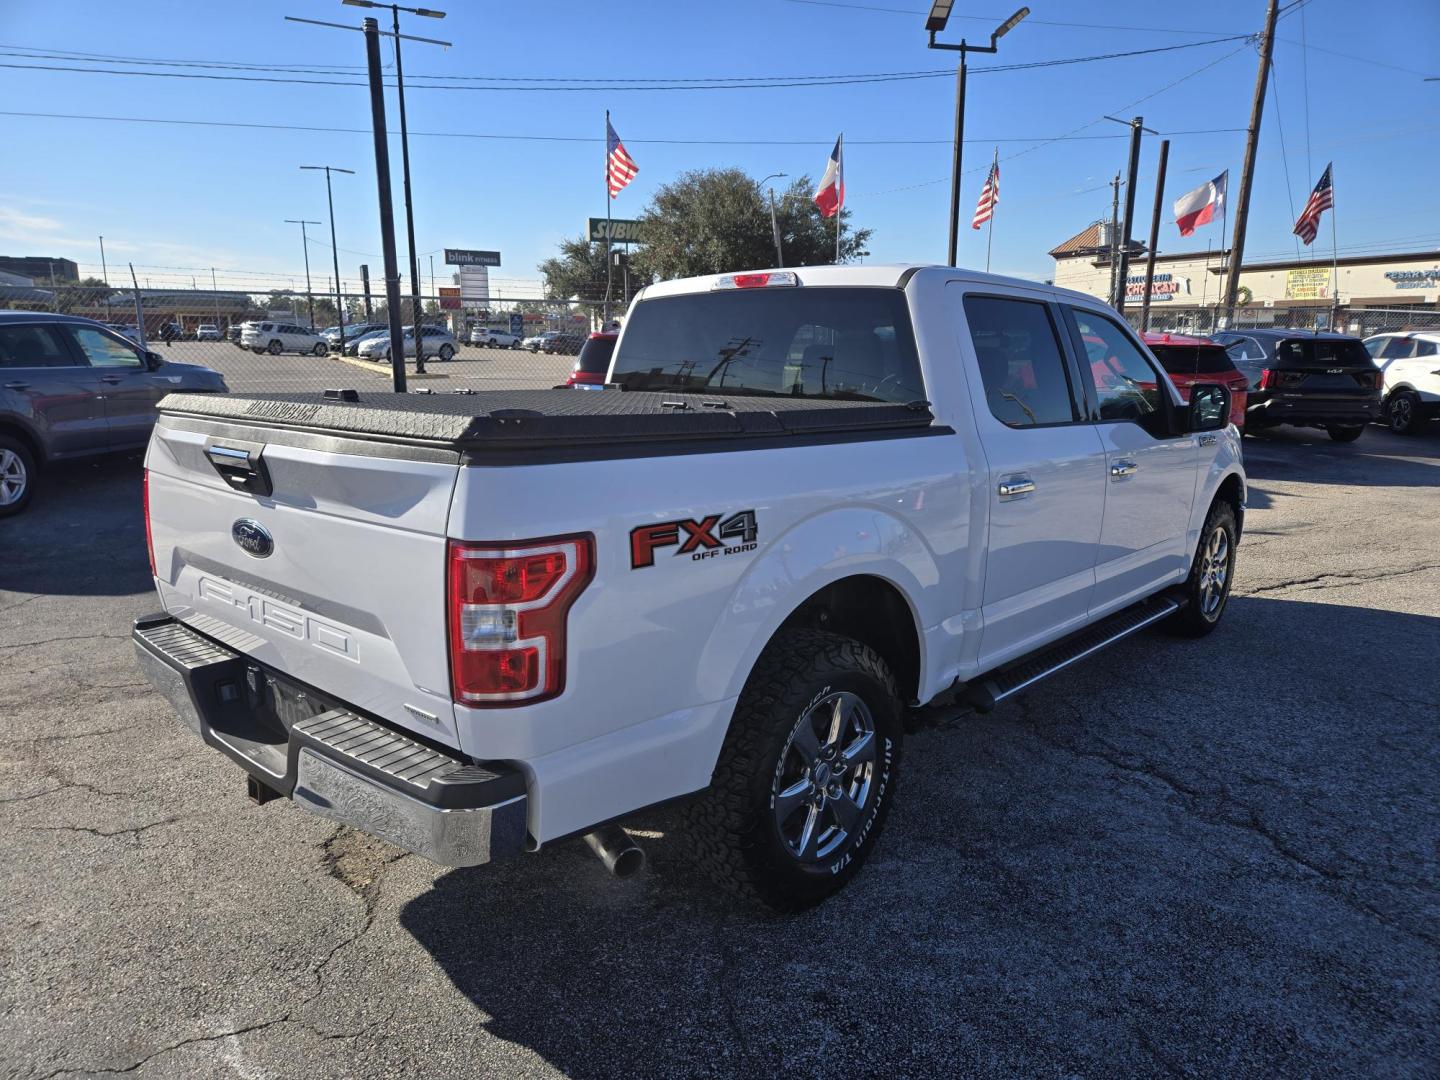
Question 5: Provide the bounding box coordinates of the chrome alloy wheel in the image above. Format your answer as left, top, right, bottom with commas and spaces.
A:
772, 691, 878, 862
1198, 525, 1230, 618
0, 448, 27, 507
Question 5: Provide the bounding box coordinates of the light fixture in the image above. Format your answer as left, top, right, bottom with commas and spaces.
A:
925, 0, 954, 33
993, 6, 1030, 40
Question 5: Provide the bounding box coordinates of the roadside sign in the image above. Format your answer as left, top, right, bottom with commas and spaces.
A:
444, 248, 501, 267
438, 286, 462, 311
587, 217, 645, 244
509, 312, 524, 336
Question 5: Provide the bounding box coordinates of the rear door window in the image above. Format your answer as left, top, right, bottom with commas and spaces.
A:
1414, 339, 1437, 357
0, 324, 78, 367
611, 287, 926, 403
963, 295, 1079, 428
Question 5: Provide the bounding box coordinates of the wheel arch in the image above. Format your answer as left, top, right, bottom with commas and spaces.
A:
0, 417, 46, 469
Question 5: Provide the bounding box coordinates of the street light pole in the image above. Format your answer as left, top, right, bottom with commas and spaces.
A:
284, 218, 322, 328
342, 1, 448, 373
757, 172, 788, 268
301, 165, 355, 349
925, 4, 1029, 267
98, 235, 111, 321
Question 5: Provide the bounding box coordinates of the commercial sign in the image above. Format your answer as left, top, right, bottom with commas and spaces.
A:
587, 217, 645, 244
1284, 266, 1330, 300
438, 286, 461, 311
1384, 268, 1440, 290
444, 248, 501, 267
1123, 272, 1189, 301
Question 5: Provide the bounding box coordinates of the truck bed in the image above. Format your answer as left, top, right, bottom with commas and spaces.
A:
157, 388, 937, 459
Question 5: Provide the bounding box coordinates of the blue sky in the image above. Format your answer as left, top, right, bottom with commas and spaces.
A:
0, 0, 1436, 293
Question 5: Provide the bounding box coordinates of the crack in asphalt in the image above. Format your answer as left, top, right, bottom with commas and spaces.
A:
26, 816, 180, 842
1241, 563, 1438, 596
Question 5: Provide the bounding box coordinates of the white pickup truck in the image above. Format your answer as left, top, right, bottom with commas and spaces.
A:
134, 264, 1245, 911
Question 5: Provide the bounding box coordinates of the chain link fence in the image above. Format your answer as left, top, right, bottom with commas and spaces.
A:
0, 282, 612, 394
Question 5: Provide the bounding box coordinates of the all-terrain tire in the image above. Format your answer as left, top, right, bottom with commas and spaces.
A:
1165, 499, 1238, 638
682, 628, 903, 913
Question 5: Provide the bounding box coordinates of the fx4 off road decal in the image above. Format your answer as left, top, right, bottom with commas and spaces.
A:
630, 510, 759, 569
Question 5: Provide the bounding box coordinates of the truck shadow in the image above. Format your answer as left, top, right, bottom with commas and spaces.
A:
399, 594, 1440, 1078
1241, 424, 1440, 491
0, 453, 154, 597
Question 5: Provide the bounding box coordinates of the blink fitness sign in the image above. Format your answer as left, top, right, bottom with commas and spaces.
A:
1124, 272, 1190, 301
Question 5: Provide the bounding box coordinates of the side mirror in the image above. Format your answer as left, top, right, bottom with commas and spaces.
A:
1187, 383, 1230, 433
145, 351, 164, 370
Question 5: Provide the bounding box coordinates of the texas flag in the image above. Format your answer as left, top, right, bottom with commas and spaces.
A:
813, 134, 844, 218
1173, 170, 1228, 237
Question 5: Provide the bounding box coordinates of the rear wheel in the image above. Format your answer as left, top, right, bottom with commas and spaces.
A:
0, 436, 36, 518
683, 628, 902, 912
1166, 499, 1237, 638
1386, 391, 1425, 436
1327, 425, 1364, 443
267, 339, 283, 356
438, 344, 454, 361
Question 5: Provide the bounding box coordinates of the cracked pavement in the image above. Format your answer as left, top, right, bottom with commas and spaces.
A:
1, 425, 1437, 1079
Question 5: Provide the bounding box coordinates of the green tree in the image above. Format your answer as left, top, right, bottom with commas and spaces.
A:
537, 237, 610, 302
632, 169, 871, 282
76, 276, 110, 289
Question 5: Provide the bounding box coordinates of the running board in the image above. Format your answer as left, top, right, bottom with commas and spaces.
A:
963, 595, 1183, 713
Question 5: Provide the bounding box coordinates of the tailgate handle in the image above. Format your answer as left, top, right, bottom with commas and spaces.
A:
206, 442, 273, 497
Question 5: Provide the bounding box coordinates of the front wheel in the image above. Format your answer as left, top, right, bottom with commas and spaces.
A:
1166, 499, 1237, 638
0, 436, 36, 518
683, 629, 902, 912
1327, 425, 1365, 443
312, 342, 327, 356
1386, 391, 1425, 436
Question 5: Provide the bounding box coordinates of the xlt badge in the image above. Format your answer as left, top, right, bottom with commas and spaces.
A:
630, 510, 758, 569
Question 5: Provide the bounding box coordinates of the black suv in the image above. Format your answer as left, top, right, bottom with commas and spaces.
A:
0, 311, 227, 516
1210, 328, 1382, 442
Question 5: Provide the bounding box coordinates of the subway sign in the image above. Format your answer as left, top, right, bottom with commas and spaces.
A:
587, 217, 646, 244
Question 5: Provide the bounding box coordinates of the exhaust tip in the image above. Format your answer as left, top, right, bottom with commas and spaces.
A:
583, 824, 646, 879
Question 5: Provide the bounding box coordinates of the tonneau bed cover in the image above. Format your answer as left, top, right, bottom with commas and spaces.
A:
157, 389, 936, 455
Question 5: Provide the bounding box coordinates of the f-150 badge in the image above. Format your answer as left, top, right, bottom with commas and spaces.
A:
630, 510, 758, 569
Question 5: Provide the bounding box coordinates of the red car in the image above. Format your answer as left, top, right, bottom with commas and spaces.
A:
563, 331, 617, 388
1141, 331, 1249, 429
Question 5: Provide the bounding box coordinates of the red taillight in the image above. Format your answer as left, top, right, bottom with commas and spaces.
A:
1258, 368, 1275, 390
142, 469, 157, 578
447, 534, 594, 706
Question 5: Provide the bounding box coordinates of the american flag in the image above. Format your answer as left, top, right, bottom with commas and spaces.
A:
1292, 163, 1333, 246
971, 161, 999, 229
607, 117, 638, 199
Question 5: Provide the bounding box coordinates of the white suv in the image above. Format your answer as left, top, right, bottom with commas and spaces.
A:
1364, 333, 1440, 435
241, 320, 328, 357
469, 327, 521, 348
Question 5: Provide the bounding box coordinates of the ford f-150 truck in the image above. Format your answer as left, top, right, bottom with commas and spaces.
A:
133, 264, 1245, 911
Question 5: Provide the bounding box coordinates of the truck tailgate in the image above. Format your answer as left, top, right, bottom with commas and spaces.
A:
145, 415, 463, 747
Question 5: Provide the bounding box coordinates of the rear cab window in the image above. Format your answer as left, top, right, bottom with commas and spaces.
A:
610, 287, 926, 404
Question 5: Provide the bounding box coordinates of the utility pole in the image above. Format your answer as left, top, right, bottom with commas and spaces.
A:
1224, 0, 1280, 320
1112, 116, 1151, 317
1139, 138, 1170, 332
284, 219, 321, 329
360, 264, 373, 320
99, 235, 111, 321
302, 165, 355, 348
362, 17, 406, 392
1107, 173, 1122, 307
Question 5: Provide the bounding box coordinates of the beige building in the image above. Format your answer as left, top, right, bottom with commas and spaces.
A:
1049, 223, 1440, 318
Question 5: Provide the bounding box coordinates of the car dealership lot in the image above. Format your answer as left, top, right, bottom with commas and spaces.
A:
1, 428, 1436, 1078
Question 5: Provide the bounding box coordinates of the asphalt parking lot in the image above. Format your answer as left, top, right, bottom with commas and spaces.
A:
157, 340, 577, 394
1, 424, 1436, 1079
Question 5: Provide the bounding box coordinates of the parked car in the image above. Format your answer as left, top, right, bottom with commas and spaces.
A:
523, 331, 562, 352
356, 325, 457, 362
0, 311, 226, 517
324, 323, 386, 352
563, 330, 617, 388
1141, 332, 1249, 429
134, 263, 1243, 911
156, 322, 184, 342
227, 324, 248, 348
469, 327, 522, 348
196, 324, 221, 342
545, 332, 585, 356
1364, 332, 1440, 435
240, 320, 328, 357
1210, 329, 1382, 441
343, 329, 390, 357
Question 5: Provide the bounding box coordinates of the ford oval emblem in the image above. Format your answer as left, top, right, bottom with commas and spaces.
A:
231, 518, 274, 559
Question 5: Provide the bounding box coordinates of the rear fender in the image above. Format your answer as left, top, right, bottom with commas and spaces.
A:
697, 505, 937, 706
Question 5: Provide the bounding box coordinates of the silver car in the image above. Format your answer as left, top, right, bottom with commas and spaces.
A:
356, 325, 458, 362
0, 311, 227, 516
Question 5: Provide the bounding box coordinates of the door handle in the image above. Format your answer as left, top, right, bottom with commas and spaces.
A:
99, 375, 123, 384
997, 476, 1035, 499
3, 381, 29, 391
1110, 460, 1139, 478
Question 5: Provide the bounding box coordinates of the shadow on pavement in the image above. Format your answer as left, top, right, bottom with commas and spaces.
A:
0, 453, 152, 597
1241, 424, 1440, 490
400, 595, 1440, 1079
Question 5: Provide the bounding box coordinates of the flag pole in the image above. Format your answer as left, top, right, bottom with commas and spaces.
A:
984, 146, 998, 273
1328, 165, 1339, 329
603, 109, 613, 326
1219, 190, 1228, 331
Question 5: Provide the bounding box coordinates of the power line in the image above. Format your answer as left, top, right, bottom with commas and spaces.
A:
0, 109, 1246, 147
778, 0, 1251, 36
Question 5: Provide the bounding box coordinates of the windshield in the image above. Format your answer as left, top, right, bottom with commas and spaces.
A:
576, 335, 616, 375
610, 287, 925, 403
